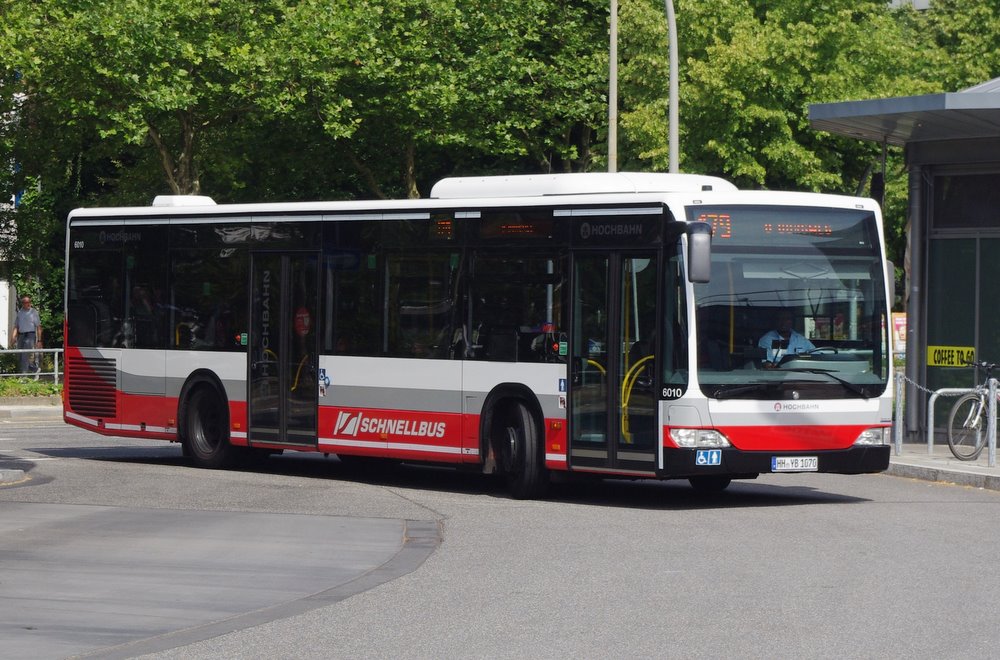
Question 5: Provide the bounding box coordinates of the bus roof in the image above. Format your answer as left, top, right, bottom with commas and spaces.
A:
430, 172, 737, 198
67, 173, 881, 222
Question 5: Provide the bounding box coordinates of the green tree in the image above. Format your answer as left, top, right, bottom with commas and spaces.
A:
667, 0, 935, 191
3, 0, 288, 197
916, 0, 1000, 91
262, 0, 612, 198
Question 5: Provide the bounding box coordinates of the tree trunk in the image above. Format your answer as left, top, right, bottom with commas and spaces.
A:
147, 110, 200, 195
405, 140, 419, 199
345, 147, 388, 200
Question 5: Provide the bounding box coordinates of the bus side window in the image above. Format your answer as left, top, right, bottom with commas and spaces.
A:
66, 250, 124, 348
469, 254, 564, 363
170, 249, 248, 351
386, 253, 455, 359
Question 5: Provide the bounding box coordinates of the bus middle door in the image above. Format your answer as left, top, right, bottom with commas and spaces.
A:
570, 251, 658, 474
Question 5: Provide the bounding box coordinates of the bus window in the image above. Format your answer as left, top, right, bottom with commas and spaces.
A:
66, 250, 124, 348
386, 253, 458, 359
322, 220, 381, 356
469, 254, 565, 362
662, 245, 689, 386
169, 249, 248, 350
124, 230, 168, 349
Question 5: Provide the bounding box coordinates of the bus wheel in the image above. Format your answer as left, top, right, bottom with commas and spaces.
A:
688, 476, 732, 493
494, 401, 548, 500
180, 384, 236, 469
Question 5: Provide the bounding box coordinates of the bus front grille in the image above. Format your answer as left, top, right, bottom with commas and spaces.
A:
67, 356, 118, 419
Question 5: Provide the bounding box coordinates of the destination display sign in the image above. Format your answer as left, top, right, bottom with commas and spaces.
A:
689, 205, 876, 249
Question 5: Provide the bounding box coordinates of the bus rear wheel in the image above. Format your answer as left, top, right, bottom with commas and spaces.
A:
180, 384, 237, 469
494, 401, 548, 500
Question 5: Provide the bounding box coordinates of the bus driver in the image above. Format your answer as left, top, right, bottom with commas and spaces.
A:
758, 309, 814, 367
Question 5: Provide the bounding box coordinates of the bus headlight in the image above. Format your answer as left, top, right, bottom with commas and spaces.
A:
669, 428, 732, 448
853, 427, 889, 446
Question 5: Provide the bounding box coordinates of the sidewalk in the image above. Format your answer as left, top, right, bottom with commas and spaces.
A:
887, 442, 1000, 490
0, 397, 997, 491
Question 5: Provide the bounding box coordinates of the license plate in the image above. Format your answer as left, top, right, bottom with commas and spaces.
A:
771, 456, 818, 472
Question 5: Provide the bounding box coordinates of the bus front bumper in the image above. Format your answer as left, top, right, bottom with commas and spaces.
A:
659, 445, 891, 478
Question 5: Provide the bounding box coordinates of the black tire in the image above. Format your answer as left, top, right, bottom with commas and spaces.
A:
688, 476, 732, 493
180, 384, 237, 469
947, 393, 986, 461
493, 401, 548, 499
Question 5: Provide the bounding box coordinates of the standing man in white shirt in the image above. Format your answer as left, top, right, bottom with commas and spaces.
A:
11, 295, 42, 375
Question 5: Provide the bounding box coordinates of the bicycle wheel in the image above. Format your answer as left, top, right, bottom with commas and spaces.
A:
947, 393, 987, 461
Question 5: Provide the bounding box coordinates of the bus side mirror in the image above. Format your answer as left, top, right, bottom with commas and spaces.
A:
687, 221, 712, 283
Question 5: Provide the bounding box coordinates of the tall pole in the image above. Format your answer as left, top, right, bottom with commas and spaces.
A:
608, 0, 618, 172
665, 0, 678, 173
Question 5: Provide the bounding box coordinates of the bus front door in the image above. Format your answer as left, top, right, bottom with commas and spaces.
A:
570, 252, 658, 473
249, 253, 319, 448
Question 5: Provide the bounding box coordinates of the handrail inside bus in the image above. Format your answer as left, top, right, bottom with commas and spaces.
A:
621, 355, 655, 444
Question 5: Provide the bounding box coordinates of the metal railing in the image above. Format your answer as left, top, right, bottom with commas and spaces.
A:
0, 348, 63, 384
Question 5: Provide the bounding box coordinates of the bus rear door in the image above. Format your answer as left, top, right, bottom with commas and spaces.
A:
249, 252, 320, 448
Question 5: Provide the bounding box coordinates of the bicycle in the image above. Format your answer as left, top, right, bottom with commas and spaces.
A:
947, 360, 999, 460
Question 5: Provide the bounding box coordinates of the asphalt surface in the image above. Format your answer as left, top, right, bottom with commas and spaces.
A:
3, 399, 997, 491
4, 402, 1000, 659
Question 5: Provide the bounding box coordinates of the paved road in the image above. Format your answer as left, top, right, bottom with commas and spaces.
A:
3, 422, 1000, 659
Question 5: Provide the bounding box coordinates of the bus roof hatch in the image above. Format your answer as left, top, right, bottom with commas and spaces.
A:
430, 172, 737, 199
151, 195, 217, 207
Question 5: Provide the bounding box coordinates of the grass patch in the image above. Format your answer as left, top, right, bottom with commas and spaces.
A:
0, 378, 62, 398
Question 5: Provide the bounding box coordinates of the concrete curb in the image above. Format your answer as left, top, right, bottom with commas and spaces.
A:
0, 396, 64, 423
0, 395, 61, 406
886, 461, 1000, 491
0, 406, 64, 422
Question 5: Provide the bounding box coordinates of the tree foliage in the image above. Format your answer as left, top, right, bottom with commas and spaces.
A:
2, 0, 1000, 328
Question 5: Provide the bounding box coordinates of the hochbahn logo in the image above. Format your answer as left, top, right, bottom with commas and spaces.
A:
773, 402, 820, 412
334, 411, 446, 438
580, 222, 643, 240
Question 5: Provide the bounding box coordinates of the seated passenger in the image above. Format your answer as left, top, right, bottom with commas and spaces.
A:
758, 310, 814, 367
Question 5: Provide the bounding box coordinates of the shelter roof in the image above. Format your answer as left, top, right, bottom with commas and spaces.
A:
809, 77, 1000, 145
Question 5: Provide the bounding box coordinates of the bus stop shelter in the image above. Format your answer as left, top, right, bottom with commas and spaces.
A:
810, 78, 1000, 441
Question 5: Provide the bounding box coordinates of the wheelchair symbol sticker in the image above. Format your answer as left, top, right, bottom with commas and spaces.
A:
695, 449, 722, 466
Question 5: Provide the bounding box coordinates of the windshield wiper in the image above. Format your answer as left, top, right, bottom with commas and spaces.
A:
713, 383, 772, 400
781, 368, 869, 400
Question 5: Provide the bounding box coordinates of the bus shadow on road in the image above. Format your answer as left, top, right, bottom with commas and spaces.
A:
545, 476, 870, 510
22, 445, 871, 509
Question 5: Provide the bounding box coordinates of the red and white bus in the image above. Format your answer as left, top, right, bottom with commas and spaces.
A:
63, 172, 893, 497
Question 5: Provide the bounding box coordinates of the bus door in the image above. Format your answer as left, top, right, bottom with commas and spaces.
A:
570, 252, 658, 473
249, 252, 319, 448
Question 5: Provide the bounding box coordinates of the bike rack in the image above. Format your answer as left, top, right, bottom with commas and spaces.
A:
989, 379, 998, 469
923, 381, 998, 467
926, 388, 974, 454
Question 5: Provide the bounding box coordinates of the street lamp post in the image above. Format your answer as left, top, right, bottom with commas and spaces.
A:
665, 0, 678, 173
608, 0, 618, 172
609, 0, 678, 173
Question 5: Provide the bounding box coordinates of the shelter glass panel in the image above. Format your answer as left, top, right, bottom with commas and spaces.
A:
926, 237, 976, 425
932, 173, 1000, 229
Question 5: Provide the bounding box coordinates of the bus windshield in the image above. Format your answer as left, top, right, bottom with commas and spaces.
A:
689, 205, 890, 400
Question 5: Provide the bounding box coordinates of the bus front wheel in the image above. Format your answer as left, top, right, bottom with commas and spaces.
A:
180, 384, 237, 469
688, 476, 732, 493
494, 401, 548, 500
